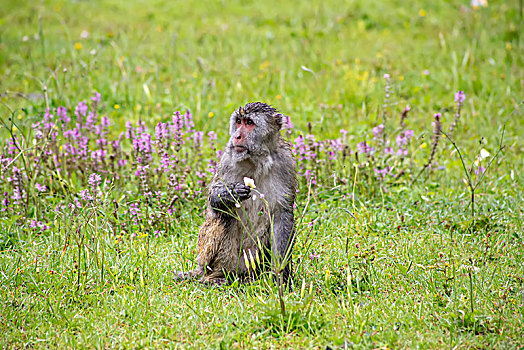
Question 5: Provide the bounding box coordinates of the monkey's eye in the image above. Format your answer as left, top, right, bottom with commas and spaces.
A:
246, 119, 254, 126
236, 118, 241, 124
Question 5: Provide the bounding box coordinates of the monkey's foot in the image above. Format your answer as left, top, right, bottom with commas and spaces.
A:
173, 269, 202, 282
204, 278, 228, 287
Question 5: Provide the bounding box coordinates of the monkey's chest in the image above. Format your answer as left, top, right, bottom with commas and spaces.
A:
235, 199, 271, 244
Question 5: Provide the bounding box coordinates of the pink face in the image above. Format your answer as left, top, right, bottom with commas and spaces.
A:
233, 116, 256, 152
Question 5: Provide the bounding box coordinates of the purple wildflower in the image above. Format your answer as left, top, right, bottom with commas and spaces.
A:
309, 253, 320, 262
101, 116, 111, 128
184, 110, 195, 132
79, 189, 92, 201
85, 111, 96, 131
91, 91, 101, 104
88, 173, 102, 188
374, 166, 391, 178
475, 166, 486, 175
357, 141, 375, 155
454, 91, 466, 104
35, 183, 46, 192
75, 101, 88, 118
372, 124, 385, 139
400, 104, 411, 128
282, 115, 294, 136
449, 91, 466, 137
193, 131, 204, 147
57, 106, 70, 124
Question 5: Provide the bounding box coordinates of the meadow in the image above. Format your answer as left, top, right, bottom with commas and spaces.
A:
0, 0, 523, 348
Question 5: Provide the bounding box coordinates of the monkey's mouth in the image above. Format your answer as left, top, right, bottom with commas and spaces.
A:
234, 145, 247, 153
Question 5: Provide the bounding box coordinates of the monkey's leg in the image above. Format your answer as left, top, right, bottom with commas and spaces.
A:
202, 270, 227, 286
271, 208, 295, 290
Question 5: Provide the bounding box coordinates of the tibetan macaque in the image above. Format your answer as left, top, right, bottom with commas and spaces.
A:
177, 102, 296, 287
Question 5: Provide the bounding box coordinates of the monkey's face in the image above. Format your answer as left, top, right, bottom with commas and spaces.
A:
231, 115, 256, 154
227, 102, 282, 162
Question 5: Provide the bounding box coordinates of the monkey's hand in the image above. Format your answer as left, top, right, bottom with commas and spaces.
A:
209, 182, 251, 211
232, 183, 252, 201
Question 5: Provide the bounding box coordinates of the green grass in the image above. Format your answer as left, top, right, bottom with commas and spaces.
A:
1, 0, 523, 348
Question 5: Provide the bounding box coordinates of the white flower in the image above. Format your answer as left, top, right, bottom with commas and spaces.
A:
479, 148, 491, 160
243, 177, 256, 189
471, 0, 488, 9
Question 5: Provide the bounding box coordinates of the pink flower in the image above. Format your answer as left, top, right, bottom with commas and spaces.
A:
88, 173, 101, 188
91, 91, 101, 104
454, 91, 466, 104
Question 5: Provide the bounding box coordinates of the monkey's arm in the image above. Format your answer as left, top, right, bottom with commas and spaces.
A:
271, 207, 295, 287
208, 182, 251, 212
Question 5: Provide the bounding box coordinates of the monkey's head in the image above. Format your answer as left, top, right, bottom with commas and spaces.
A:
227, 102, 283, 162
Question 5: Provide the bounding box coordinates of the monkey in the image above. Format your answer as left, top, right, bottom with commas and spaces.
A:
176, 102, 297, 288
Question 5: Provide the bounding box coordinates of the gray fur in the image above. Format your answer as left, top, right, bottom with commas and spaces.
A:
177, 102, 296, 287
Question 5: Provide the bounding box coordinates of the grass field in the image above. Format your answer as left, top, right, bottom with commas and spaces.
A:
1, 0, 523, 348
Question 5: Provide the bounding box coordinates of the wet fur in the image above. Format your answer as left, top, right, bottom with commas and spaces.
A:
178, 103, 296, 285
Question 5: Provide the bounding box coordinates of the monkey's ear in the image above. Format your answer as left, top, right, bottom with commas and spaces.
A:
274, 113, 283, 130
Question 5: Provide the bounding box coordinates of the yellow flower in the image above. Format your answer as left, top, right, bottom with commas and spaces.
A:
419, 9, 426, 17
505, 42, 512, 50
259, 60, 270, 70
114, 104, 120, 110
74, 42, 82, 50
208, 112, 214, 118
276, 94, 282, 100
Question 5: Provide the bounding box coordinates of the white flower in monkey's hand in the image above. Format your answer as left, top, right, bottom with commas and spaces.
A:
243, 177, 256, 189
